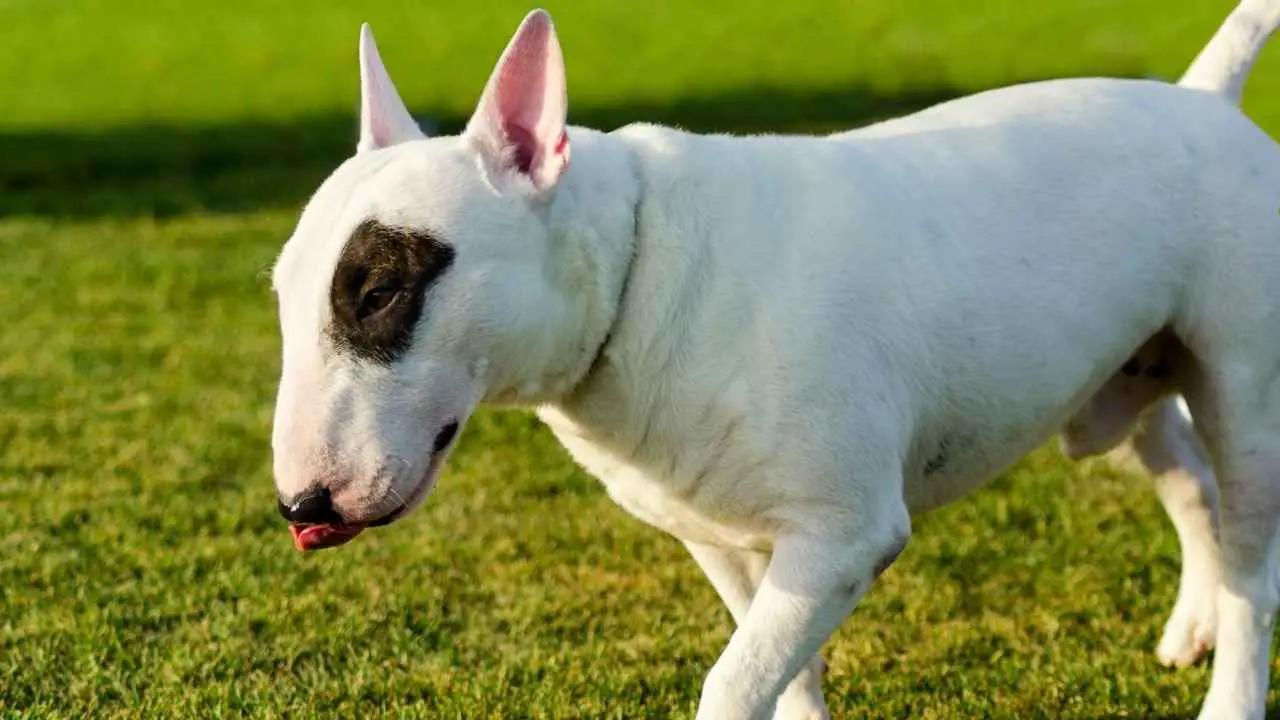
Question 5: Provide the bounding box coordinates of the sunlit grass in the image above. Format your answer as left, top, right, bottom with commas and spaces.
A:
2, 0, 1278, 716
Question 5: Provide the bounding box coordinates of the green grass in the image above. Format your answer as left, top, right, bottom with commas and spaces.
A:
2, 0, 1279, 717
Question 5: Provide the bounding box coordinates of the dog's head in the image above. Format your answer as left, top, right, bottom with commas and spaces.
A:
270, 10, 583, 549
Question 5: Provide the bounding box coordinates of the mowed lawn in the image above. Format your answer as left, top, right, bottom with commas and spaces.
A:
2, 0, 1279, 717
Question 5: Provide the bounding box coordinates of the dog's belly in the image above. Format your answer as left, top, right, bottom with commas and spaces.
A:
889, 291, 1173, 514
902, 408, 1087, 515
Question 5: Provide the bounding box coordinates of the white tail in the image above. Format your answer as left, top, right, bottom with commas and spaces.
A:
1179, 0, 1280, 104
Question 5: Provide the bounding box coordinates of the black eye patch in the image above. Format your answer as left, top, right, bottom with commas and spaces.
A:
327, 220, 455, 363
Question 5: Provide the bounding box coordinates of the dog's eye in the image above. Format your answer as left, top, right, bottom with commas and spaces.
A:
358, 284, 400, 321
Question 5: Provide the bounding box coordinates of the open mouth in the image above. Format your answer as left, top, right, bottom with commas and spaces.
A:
288, 420, 459, 552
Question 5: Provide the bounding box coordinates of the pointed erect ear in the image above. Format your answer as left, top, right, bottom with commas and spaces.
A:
464, 9, 571, 193
358, 24, 426, 153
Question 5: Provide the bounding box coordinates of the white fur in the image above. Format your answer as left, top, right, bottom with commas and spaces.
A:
357, 24, 425, 153
1181, 0, 1280, 102
272, 5, 1280, 718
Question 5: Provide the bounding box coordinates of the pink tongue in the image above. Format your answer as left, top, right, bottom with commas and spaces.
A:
290, 523, 364, 551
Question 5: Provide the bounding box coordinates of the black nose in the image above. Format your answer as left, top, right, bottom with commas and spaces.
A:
433, 420, 459, 453
277, 488, 344, 525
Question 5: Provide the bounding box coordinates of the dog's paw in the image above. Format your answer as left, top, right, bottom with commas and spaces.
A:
1156, 592, 1217, 668
772, 657, 830, 720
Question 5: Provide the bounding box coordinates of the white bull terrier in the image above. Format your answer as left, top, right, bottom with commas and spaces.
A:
269, 2, 1280, 717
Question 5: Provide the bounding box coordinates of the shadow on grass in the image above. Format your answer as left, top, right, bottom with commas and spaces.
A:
0, 82, 979, 220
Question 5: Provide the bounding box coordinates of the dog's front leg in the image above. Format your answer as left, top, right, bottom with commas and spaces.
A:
684, 541, 830, 720
695, 504, 910, 720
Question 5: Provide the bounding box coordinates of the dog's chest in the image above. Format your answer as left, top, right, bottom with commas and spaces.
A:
537, 408, 775, 550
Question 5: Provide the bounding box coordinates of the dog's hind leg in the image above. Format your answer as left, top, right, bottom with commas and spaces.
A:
1185, 369, 1280, 720
1060, 337, 1226, 666
1118, 397, 1222, 667
684, 541, 830, 720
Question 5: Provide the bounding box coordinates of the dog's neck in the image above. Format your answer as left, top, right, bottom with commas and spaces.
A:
537, 123, 725, 462
485, 127, 642, 406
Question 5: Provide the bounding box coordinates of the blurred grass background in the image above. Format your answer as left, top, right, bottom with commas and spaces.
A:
1, 0, 1278, 717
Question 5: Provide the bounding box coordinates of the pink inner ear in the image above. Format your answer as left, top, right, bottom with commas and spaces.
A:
494, 14, 561, 167
469, 10, 569, 188
507, 126, 538, 174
